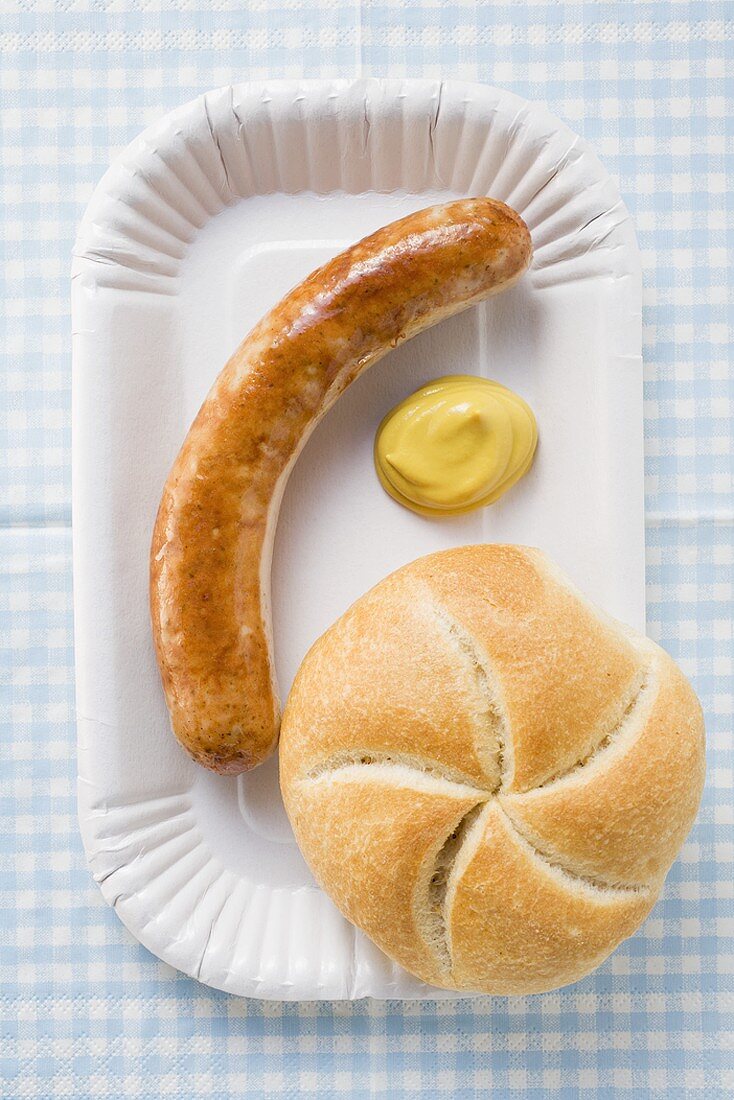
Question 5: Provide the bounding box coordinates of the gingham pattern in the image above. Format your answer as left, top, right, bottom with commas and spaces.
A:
1, 2, 732, 1097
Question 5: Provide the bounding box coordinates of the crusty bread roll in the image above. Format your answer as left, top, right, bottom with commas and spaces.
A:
279, 545, 705, 995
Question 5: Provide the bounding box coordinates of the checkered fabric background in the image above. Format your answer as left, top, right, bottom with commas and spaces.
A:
1, 1, 732, 1097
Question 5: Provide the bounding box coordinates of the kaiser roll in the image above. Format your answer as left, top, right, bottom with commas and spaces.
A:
279, 545, 705, 995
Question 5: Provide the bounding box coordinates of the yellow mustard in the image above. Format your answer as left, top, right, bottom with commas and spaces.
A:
374, 375, 537, 516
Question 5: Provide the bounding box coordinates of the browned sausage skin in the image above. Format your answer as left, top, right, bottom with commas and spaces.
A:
150, 199, 532, 774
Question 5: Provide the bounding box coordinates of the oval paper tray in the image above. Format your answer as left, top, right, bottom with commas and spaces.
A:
72, 78, 644, 1000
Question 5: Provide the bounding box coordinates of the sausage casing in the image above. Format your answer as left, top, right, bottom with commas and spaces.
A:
150, 199, 532, 773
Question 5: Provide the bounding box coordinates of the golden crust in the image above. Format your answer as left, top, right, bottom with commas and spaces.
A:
447, 803, 657, 995
407, 545, 645, 791
500, 644, 706, 887
279, 545, 706, 994
150, 200, 532, 773
287, 769, 487, 986
278, 570, 504, 792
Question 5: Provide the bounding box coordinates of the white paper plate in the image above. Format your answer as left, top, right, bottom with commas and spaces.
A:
72, 78, 644, 1000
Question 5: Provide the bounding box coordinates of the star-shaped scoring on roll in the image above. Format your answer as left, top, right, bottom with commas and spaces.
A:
280, 546, 705, 995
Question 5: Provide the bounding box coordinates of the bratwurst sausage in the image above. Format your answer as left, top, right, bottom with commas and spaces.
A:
150, 199, 532, 774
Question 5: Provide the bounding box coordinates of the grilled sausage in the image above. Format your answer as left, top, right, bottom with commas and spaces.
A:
150, 199, 532, 773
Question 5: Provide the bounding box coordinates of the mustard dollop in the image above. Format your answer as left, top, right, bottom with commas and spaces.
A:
374, 375, 537, 516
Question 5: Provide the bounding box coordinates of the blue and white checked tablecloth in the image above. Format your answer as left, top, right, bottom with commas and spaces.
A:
1, 2, 732, 1097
